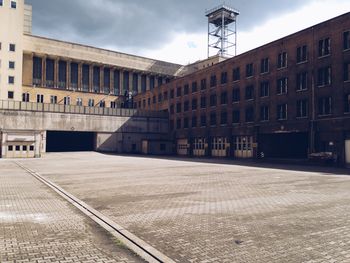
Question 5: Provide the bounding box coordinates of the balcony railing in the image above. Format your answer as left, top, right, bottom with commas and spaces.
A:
0, 100, 168, 119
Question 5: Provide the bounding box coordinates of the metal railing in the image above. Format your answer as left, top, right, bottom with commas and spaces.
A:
0, 100, 168, 119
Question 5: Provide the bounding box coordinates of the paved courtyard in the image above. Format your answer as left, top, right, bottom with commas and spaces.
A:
15, 152, 350, 262
0, 160, 143, 263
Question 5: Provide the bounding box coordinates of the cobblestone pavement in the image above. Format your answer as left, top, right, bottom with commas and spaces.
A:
0, 160, 143, 263
20, 152, 350, 263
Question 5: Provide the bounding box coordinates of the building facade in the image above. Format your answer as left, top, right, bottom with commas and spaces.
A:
136, 12, 350, 166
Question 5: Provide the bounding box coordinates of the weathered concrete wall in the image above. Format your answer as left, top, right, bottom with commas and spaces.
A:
0, 110, 169, 134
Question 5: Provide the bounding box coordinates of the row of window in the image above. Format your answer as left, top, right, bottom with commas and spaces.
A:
8, 145, 34, 152
0, 0, 17, 9
22, 93, 116, 108
0, 43, 16, 52
173, 96, 349, 129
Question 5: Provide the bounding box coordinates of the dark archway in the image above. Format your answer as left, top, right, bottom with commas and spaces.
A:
46, 131, 95, 152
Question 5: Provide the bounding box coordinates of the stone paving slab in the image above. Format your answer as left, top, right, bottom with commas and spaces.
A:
20, 152, 350, 263
0, 160, 144, 263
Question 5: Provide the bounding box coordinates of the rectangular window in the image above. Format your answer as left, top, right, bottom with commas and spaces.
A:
200, 96, 206, 108
9, 44, 15, 52
16, 145, 20, 151
176, 102, 182, 113
70, 63, 79, 89
200, 115, 207, 127
9, 61, 15, 69
192, 98, 197, 110
277, 104, 287, 120
76, 98, 83, 106
220, 111, 227, 125
260, 106, 269, 121
232, 110, 240, 124
260, 81, 269, 97
184, 101, 189, 112
157, 76, 163, 87
8, 145, 13, 151
176, 119, 181, 129
192, 116, 197, 128
22, 93, 30, 102
210, 112, 217, 126
297, 45, 307, 63
104, 68, 111, 94
8, 91, 14, 99
210, 94, 217, 107
29, 145, 34, 151
246, 63, 253, 77
344, 94, 350, 113
260, 58, 269, 74
184, 117, 189, 129
170, 89, 174, 99
184, 84, 189, 95
149, 76, 155, 90
210, 75, 217, 87
200, 78, 207, 90
232, 88, 240, 103
99, 101, 105, 108
344, 31, 350, 50
344, 62, 350, 82
176, 87, 182, 97
245, 85, 254, 100
277, 52, 287, 69
245, 107, 254, 123
192, 81, 197, 93
220, 92, 227, 105
232, 67, 240, 81
296, 72, 308, 91
318, 97, 332, 116
50, 95, 57, 104
64, 96, 71, 105
8, 76, 14, 84
317, 66, 331, 86
82, 64, 90, 92
23, 145, 27, 151
296, 99, 308, 118
221, 72, 228, 84
11, 1, 16, 8
277, 77, 288, 94
318, 37, 330, 57
37, 94, 44, 103
170, 105, 174, 114
88, 99, 95, 107
0, 0, 3, 6
140, 75, 146, 93
93, 66, 100, 93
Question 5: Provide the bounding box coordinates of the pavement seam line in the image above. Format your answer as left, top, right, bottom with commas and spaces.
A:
14, 161, 175, 263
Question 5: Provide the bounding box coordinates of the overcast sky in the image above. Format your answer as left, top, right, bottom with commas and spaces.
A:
26, 0, 350, 64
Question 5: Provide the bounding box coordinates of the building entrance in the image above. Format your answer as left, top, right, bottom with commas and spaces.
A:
46, 131, 95, 152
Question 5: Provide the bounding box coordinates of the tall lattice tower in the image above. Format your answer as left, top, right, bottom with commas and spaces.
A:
206, 4, 239, 58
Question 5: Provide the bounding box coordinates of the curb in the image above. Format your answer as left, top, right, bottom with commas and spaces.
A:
15, 161, 175, 263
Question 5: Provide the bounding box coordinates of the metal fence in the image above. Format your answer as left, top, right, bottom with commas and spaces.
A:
0, 100, 168, 119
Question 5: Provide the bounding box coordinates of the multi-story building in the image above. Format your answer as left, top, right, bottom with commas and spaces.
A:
136, 12, 350, 166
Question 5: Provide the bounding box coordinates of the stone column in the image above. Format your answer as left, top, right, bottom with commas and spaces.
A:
89, 63, 93, 93
100, 65, 104, 94
110, 67, 114, 95
78, 62, 82, 91
137, 72, 142, 94
146, 74, 150, 91
41, 55, 46, 86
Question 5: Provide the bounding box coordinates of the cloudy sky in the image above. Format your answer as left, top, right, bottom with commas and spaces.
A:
26, 0, 350, 64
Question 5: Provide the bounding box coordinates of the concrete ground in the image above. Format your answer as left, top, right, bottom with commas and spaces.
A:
15, 152, 350, 262
0, 160, 143, 263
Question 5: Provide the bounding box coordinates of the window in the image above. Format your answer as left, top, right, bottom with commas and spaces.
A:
16, 146, 20, 151
88, 99, 94, 107
344, 31, 350, 50
9, 61, 15, 69
232, 110, 240, 124
277, 52, 287, 69
8, 146, 13, 151
318, 97, 332, 116
232, 67, 240, 81
277, 77, 288, 94
99, 101, 105, 108
296, 72, 308, 91
9, 44, 15, 52
192, 98, 197, 110
170, 89, 174, 99
22, 93, 29, 102
210, 75, 217, 87
232, 88, 240, 103
296, 99, 308, 118
297, 45, 307, 63
210, 94, 217, 107
23, 145, 27, 151
0, 0, 3, 6
220, 111, 227, 125
11, 1, 16, 8
64, 96, 71, 105
8, 91, 14, 99
192, 81, 198, 93
176, 102, 182, 113
277, 104, 287, 120
50, 95, 57, 104
318, 38, 330, 57
260, 106, 269, 121
184, 101, 189, 112
29, 145, 34, 151
76, 98, 83, 106
184, 117, 189, 129
158, 94, 162, 103
36, 94, 44, 103
210, 112, 216, 126
344, 94, 350, 113
245, 85, 254, 100
260, 58, 269, 74
8, 76, 14, 84
260, 81, 269, 97
176, 87, 182, 97
176, 119, 181, 129
245, 107, 254, 123
246, 63, 253, 77
344, 62, 350, 82
200, 115, 207, 127
220, 92, 227, 105
317, 66, 331, 86
221, 72, 228, 84
192, 116, 197, 127
200, 78, 207, 90
184, 84, 189, 95
200, 96, 206, 108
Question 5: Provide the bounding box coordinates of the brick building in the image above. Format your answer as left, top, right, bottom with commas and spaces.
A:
136, 12, 350, 165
